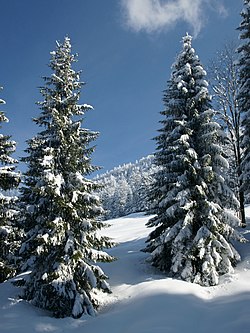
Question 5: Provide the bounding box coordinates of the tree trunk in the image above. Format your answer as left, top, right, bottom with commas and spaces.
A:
239, 187, 246, 228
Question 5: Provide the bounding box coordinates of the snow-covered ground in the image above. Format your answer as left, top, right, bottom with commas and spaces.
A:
2, 210, 250, 333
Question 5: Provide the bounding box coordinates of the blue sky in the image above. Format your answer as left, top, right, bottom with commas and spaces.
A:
0, 0, 243, 174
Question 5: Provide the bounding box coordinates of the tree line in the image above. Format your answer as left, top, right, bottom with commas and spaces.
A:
0, 0, 250, 319
94, 155, 159, 219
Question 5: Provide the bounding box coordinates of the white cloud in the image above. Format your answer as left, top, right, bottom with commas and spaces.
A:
120, 0, 228, 37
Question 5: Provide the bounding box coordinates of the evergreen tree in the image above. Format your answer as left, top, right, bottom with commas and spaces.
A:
19, 37, 114, 318
0, 92, 20, 282
144, 34, 244, 286
237, 0, 250, 201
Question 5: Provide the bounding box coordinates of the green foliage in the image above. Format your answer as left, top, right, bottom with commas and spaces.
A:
0, 92, 21, 283
238, 1, 250, 199
145, 35, 243, 286
19, 37, 114, 318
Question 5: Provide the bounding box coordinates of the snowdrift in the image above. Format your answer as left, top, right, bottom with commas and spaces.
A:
1, 211, 250, 333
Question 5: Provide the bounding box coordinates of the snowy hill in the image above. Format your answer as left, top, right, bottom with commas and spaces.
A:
1, 210, 250, 333
94, 155, 158, 219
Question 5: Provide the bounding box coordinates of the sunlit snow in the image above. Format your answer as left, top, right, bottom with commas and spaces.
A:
1, 210, 250, 332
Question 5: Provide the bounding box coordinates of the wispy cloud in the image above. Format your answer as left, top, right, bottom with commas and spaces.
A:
120, 0, 228, 37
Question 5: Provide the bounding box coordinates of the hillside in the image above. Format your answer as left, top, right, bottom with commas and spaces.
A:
1, 210, 250, 333
94, 155, 158, 219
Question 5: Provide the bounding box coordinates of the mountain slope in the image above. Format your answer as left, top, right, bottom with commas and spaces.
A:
1, 210, 250, 333
94, 155, 158, 219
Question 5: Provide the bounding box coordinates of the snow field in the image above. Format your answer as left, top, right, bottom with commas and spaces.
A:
1, 211, 250, 332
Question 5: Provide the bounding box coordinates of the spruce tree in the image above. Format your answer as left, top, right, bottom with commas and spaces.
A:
19, 37, 114, 318
0, 91, 20, 282
144, 34, 244, 286
237, 0, 250, 201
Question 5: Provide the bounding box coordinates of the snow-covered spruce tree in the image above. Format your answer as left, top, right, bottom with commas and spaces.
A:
144, 34, 244, 286
19, 37, 114, 318
237, 0, 250, 202
0, 92, 20, 282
